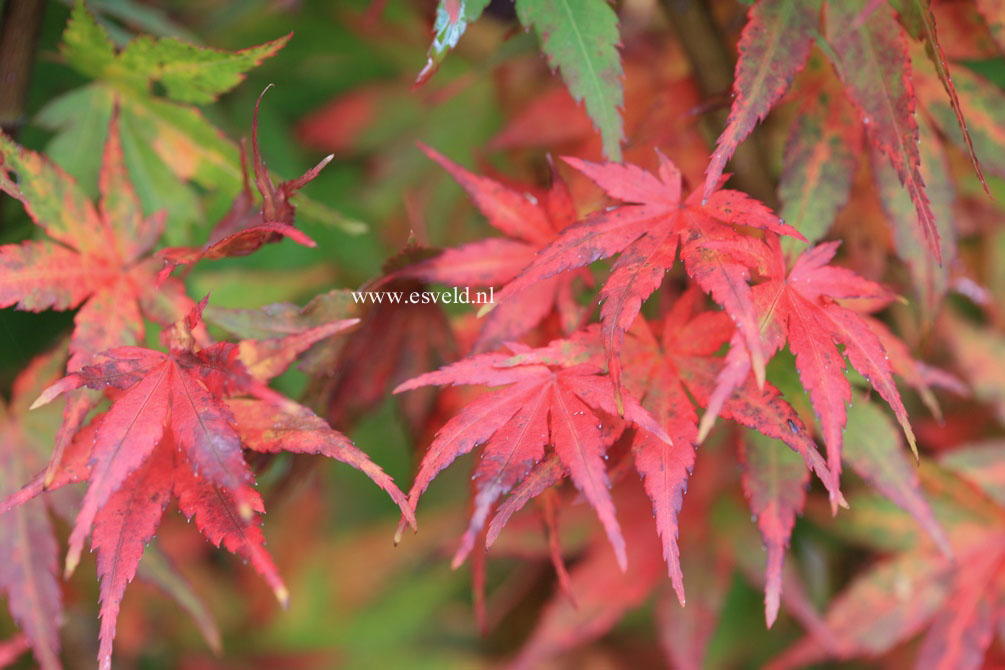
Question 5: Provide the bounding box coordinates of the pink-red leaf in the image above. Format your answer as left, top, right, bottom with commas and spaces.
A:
92, 444, 173, 670
825, 0, 941, 260
740, 432, 809, 628
703, 0, 821, 202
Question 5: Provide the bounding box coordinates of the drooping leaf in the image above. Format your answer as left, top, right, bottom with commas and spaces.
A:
92, 444, 174, 670
895, 0, 987, 191
778, 68, 861, 251
740, 431, 809, 628
871, 115, 956, 321
915, 57, 1005, 180
842, 397, 950, 556
631, 356, 697, 605
157, 88, 331, 279
703, 0, 821, 203
824, 0, 941, 260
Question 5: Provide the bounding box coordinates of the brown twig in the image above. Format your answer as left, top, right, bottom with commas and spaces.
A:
659, 0, 777, 206
0, 0, 46, 137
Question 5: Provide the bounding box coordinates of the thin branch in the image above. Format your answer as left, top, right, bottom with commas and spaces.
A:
0, 0, 46, 136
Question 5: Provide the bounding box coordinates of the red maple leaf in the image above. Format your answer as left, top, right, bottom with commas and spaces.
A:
0, 112, 183, 368
157, 86, 329, 280
494, 290, 839, 620
490, 153, 806, 410
5, 300, 413, 670
619, 290, 839, 620
702, 0, 820, 204
0, 110, 198, 491
398, 143, 589, 350
393, 337, 671, 571
698, 236, 916, 483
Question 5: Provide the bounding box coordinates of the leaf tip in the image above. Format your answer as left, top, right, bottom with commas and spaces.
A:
274, 584, 290, 609
696, 411, 715, 444
393, 515, 409, 545
765, 595, 779, 629
31, 376, 77, 409
64, 549, 81, 579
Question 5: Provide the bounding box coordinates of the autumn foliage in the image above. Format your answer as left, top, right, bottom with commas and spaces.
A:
0, 0, 1004, 668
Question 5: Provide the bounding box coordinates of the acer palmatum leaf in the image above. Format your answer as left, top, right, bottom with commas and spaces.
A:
740, 432, 809, 628
491, 153, 805, 412
824, 0, 941, 261
0, 111, 200, 488
514, 0, 625, 162
870, 123, 955, 322
619, 296, 839, 608
864, 315, 967, 422
92, 444, 174, 670
703, 0, 821, 204
778, 66, 862, 250
914, 47, 1005, 181
227, 398, 414, 527
898, 0, 988, 193
17, 300, 409, 669
842, 398, 950, 558
394, 340, 670, 571
485, 455, 566, 549
492, 298, 840, 608
399, 144, 588, 350
699, 237, 916, 486
157, 86, 331, 280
